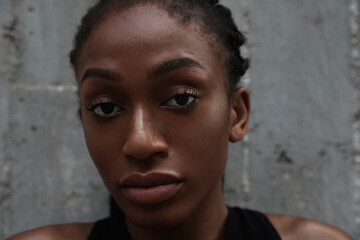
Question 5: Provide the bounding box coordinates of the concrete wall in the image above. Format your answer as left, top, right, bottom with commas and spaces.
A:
0, 0, 359, 238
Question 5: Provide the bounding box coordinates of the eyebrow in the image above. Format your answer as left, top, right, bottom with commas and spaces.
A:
150, 57, 205, 77
80, 57, 205, 85
80, 68, 118, 86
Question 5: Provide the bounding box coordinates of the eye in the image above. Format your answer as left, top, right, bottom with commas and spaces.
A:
94, 103, 121, 116
86, 101, 122, 117
163, 90, 199, 108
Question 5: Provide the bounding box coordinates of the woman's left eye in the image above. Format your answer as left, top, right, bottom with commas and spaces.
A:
86, 102, 122, 117
164, 93, 197, 107
93, 103, 121, 116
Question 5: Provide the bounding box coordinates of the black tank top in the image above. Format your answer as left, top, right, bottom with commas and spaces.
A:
88, 206, 281, 239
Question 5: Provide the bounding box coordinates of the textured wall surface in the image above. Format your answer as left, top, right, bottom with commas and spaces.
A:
0, 0, 359, 239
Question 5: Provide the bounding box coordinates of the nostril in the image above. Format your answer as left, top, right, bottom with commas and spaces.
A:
124, 150, 167, 162
122, 112, 169, 161
122, 133, 169, 161
153, 151, 168, 160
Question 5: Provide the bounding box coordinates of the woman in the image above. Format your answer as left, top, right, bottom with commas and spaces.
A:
8, 0, 353, 239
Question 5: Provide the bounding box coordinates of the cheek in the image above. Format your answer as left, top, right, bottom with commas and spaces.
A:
168, 96, 231, 179
81, 118, 126, 183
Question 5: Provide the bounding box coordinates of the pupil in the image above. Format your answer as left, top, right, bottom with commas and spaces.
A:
101, 103, 115, 114
175, 94, 189, 106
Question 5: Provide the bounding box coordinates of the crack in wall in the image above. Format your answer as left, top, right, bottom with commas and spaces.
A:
10, 83, 77, 92
239, 1, 252, 207
349, 0, 360, 231
2, 0, 22, 83
240, 1, 251, 88
1, 0, 21, 237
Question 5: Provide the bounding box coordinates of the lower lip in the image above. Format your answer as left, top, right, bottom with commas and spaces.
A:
122, 182, 182, 205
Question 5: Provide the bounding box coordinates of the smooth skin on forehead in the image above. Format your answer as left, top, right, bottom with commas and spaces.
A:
77, 3, 226, 87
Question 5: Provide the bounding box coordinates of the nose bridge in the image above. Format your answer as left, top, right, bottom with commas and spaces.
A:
123, 105, 168, 160
132, 106, 153, 140
131, 105, 143, 130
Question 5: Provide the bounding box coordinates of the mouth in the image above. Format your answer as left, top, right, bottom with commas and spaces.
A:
120, 172, 183, 205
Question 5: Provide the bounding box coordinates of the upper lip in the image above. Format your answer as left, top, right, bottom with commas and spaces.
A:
120, 172, 182, 188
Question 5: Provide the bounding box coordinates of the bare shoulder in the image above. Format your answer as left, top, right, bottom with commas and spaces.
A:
266, 213, 353, 240
6, 222, 94, 240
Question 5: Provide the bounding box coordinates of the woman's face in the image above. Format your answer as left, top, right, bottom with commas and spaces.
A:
77, 4, 249, 227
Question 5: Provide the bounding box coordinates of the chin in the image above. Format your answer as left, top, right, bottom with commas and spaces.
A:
119, 198, 194, 229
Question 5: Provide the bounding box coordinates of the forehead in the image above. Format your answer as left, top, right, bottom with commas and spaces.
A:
77, 4, 224, 81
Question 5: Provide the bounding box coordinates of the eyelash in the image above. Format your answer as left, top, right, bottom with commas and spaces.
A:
162, 88, 199, 108
85, 98, 122, 118
85, 88, 199, 118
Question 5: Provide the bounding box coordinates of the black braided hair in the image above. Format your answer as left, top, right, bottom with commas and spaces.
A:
70, 0, 249, 93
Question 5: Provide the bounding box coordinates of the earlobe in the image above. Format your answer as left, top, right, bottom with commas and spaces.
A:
229, 87, 251, 142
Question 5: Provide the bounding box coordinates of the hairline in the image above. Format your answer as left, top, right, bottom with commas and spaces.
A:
74, 1, 233, 95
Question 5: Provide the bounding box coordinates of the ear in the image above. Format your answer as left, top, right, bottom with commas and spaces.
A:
229, 87, 251, 142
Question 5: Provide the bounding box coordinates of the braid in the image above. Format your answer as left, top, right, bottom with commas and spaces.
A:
70, 0, 249, 93
211, 4, 249, 92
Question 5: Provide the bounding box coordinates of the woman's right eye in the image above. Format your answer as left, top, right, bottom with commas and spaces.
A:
164, 94, 197, 108
86, 102, 122, 117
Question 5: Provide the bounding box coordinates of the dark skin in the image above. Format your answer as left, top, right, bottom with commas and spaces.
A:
8, 4, 353, 240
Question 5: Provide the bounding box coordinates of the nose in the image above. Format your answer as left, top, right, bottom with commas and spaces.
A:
122, 108, 168, 161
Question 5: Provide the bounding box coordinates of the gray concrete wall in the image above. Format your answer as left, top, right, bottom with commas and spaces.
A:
0, 0, 359, 239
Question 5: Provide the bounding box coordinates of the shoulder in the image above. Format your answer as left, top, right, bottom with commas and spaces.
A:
6, 222, 94, 240
266, 213, 353, 240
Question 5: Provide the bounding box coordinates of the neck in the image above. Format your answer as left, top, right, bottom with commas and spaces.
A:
127, 182, 228, 240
